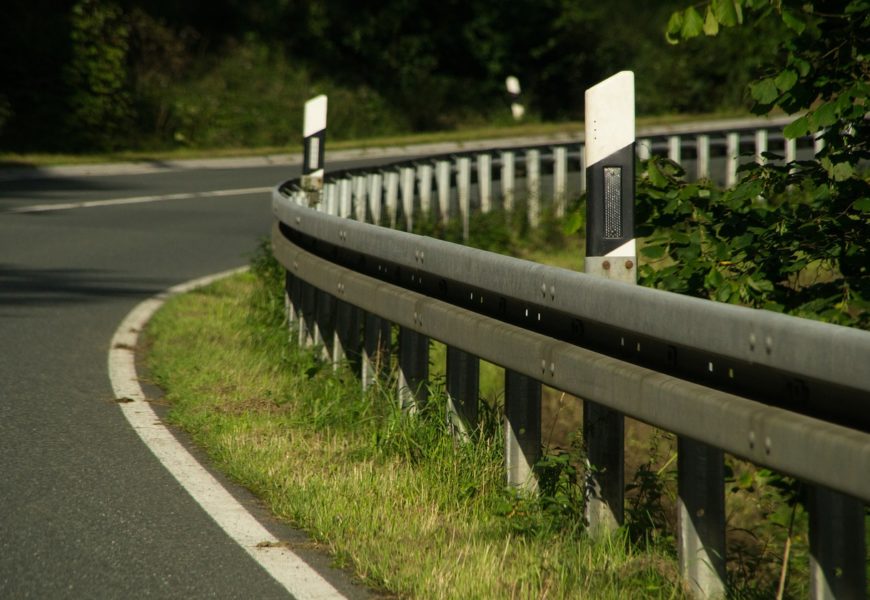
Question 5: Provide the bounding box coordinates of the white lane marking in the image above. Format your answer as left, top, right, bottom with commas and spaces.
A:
108, 268, 346, 600
10, 186, 272, 214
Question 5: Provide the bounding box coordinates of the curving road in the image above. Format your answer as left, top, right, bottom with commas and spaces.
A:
0, 158, 391, 598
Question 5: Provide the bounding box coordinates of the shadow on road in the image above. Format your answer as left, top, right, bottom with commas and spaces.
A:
0, 264, 171, 307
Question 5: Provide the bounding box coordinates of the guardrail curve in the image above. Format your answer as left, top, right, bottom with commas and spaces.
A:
271, 116, 868, 599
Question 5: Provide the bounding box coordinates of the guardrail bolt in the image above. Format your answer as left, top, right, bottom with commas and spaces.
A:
764, 436, 772, 455
748, 431, 756, 449
765, 336, 773, 355
602, 260, 611, 270
749, 333, 756, 351
625, 260, 634, 270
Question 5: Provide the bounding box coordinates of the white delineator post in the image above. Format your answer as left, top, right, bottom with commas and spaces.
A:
302, 95, 328, 198
583, 71, 635, 538
505, 76, 525, 121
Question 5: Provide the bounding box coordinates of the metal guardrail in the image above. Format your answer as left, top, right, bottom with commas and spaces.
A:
271, 116, 868, 599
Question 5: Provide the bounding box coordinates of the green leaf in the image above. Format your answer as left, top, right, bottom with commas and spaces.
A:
830, 162, 854, 182
713, 0, 739, 27
682, 6, 705, 38
783, 115, 808, 139
563, 210, 583, 235
811, 102, 838, 129
647, 159, 669, 188
665, 11, 684, 44
641, 245, 667, 259
750, 78, 779, 105
774, 69, 798, 93
781, 7, 806, 34
704, 6, 720, 35
854, 198, 870, 212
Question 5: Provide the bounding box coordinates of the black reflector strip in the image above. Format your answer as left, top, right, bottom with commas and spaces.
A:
604, 167, 622, 239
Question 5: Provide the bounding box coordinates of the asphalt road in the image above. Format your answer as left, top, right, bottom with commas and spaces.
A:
0, 160, 377, 598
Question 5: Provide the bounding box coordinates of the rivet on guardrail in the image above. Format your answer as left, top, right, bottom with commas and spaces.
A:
765, 336, 773, 355
749, 333, 756, 351
625, 260, 634, 270
708, 362, 714, 373
550, 286, 555, 301
420, 251, 425, 264
414, 250, 420, 262
748, 431, 756, 449
603, 260, 611, 270
295, 216, 301, 225
541, 283, 547, 298
764, 436, 772, 455
541, 359, 546, 375
550, 362, 555, 377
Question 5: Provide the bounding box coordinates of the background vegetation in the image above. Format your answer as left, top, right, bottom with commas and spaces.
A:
0, 0, 787, 153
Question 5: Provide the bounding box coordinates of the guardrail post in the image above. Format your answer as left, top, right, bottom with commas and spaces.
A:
500, 151, 515, 212
808, 486, 866, 600
785, 136, 797, 164
385, 170, 399, 229
814, 132, 825, 156
526, 149, 541, 228
298, 279, 316, 348
677, 437, 726, 598
338, 178, 352, 218
579, 144, 587, 193
696, 135, 710, 180
398, 326, 428, 411
324, 182, 337, 215
637, 138, 651, 161
332, 299, 360, 370
583, 71, 636, 534
668, 135, 681, 164
314, 290, 335, 361
362, 313, 391, 390
477, 153, 492, 213
504, 369, 541, 491
400, 166, 415, 232
446, 347, 479, 439
417, 163, 433, 222
755, 129, 768, 165
369, 173, 383, 225
553, 146, 567, 217
284, 271, 298, 326
353, 175, 367, 222
436, 159, 452, 225
726, 132, 740, 187
457, 156, 471, 241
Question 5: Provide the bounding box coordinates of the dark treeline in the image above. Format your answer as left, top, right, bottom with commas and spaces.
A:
0, 0, 787, 152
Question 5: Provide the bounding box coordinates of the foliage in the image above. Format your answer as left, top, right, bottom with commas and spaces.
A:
636, 156, 869, 328
0, 1, 790, 152
630, 1, 869, 329
64, 0, 135, 151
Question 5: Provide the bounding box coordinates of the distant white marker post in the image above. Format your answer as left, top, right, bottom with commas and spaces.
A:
505, 76, 525, 121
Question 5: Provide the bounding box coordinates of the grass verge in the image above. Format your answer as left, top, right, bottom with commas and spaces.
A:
144, 253, 686, 598
1, 111, 749, 169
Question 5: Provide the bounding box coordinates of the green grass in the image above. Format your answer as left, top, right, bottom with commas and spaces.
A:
144, 261, 686, 598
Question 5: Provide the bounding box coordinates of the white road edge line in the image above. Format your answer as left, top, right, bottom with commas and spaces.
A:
11, 186, 272, 213
108, 267, 346, 600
